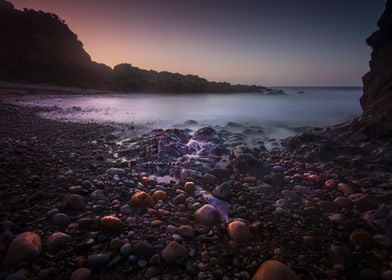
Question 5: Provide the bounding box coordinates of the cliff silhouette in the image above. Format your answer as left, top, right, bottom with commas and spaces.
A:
361, 0, 392, 138
0, 1, 267, 93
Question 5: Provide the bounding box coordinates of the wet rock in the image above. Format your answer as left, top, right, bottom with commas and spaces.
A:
212, 181, 232, 200
178, 225, 194, 238
194, 204, 221, 226
252, 260, 298, 280
5, 232, 41, 265
161, 241, 188, 263
202, 173, 217, 185
184, 181, 196, 193
152, 190, 167, 202
193, 127, 220, 143
52, 213, 71, 226
70, 268, 91, 280
131, 191, 155, 208
87, 253, 110, 266
227, 221, 250, 243
64, 194, 85, 211
99, 216, 125, 234
47, 232, 72, 252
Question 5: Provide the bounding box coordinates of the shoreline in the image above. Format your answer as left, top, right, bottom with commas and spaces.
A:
0, 94, 391, 280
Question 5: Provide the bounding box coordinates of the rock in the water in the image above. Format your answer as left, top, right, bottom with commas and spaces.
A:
193, 127, 220, 143
202, 173, 217, 185
212, 182, 232, 200
152, 190, 167, 202
47, 232, 72, 252
5, 232, 42, 265
131, 191, 155, 208
64, 194, 85, 211
252, 260, 298, 280
161, 241, 188, 263
70, 268, 91, 280
99, 216, 125, 234
227, 221, 251, 243
194, 204, 221, 226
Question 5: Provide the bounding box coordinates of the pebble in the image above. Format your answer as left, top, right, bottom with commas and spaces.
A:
202, 173, 217, 185
52, 213, 70, 226
47, 232, 72, 252
5, 232, 41, 265
120, 243, 132, 256
133, 241, 154, 259
6, 273, 26, 280
99, 216, 125, 234
161, 241, 188, 263
350, 230, 372, 249
152, 190, 167, 202
178, 225, 194, 238
64, 194, 85, 211
70, 268, 91, 280
131, 191, 155, 208
184, 181, 196, 193
87, 253, 110, 266
173, 193, 186, 204
227, 221, 251, 243
252, 260, 298, 280
212, 182, 232, 200
194, 204, 221, 226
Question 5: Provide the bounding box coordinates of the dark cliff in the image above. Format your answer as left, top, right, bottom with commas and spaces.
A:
0, 1, 267, 93
361, 0, 392, 138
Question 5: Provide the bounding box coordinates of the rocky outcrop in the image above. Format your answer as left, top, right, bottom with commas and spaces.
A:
0, 1, 270, 93
361, 0, 392, 138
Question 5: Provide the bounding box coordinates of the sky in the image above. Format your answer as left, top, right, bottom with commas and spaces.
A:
11, 0, 386, 87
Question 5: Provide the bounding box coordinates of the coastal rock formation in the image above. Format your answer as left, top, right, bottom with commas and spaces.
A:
0, 1, 270, 93
361, 0, 392, 138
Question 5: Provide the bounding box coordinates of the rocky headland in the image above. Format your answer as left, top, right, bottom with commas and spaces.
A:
0, 1, 275, 94
0, 0, 392, 280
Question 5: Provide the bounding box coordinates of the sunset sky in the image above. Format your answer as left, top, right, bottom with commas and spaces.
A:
11, 0, 385, 87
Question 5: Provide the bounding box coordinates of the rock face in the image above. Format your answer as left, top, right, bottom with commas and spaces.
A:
252, 260, 298, 280
0, 1, 271, 93
5, 232, 42, 265
361, 0, 392, 138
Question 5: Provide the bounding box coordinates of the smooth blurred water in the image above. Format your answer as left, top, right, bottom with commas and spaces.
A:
18, 87, 362, 138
